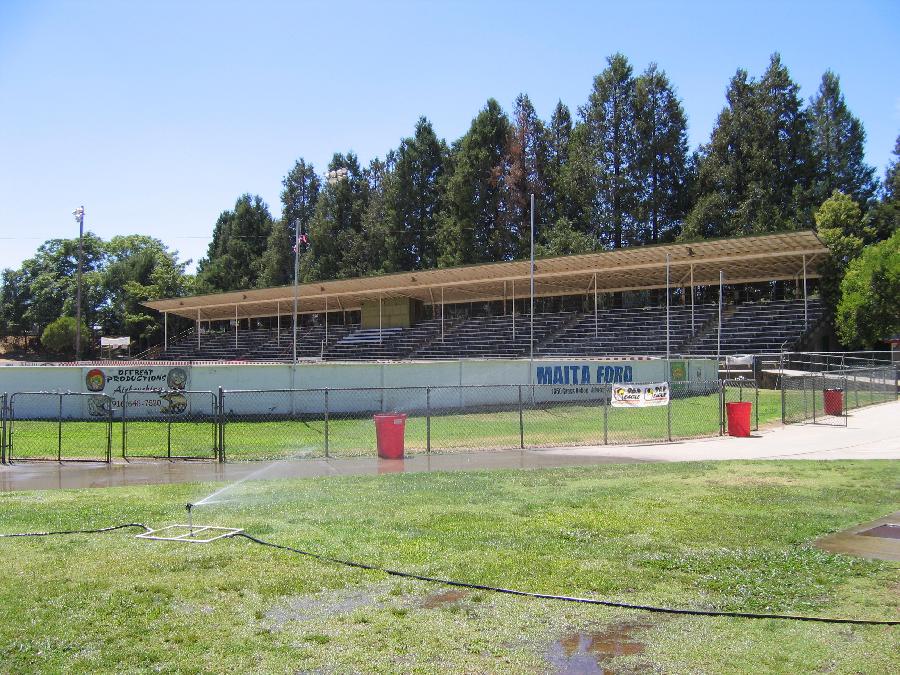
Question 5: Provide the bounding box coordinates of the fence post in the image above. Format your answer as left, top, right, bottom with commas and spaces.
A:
812, 375, 817, 423
518, 385, 524, 449
218, 387, 225, 463
57, 393, 62, 462
666, 386, 672, 442
755, 384, 759, 431
1, 394, 6, 464
603, 386, 608, 445
719, 381, 725, 435
324, 389, 330, 458
426, 387, 431, 454
121, 392, 128, 459
106, 395, 113, 463
781, 376, 786, 424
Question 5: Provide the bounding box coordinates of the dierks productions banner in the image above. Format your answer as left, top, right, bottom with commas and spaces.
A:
611, 382, 669, 408
82, 366, 191, 417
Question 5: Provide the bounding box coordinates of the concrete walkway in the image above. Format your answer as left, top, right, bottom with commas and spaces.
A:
1, 400, 897, 492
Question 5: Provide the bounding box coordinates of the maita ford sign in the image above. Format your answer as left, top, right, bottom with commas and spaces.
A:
536, 364, 634, 386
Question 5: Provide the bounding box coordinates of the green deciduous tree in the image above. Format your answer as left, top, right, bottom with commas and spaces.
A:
815, 190, 875, 311
40, 316, 90, 355
835, 231, 900, 348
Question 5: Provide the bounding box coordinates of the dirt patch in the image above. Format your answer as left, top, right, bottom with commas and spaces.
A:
421, 589, 469, 608
815, 511, 900, 561
546, 621, 650, 674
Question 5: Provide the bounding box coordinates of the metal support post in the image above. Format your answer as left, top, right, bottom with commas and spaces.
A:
235, 305, 239, 350
518, 385, 524, 449
512, 280, 516, 341
379, 296, 383, 344
717, 270, 723, 365
164, 312, 168, 351
690, 264, 694, 334
277, 301, 280, 346
666, 253, 670, 363
603, 388, 609, 444
197, 309, 201, 350
217, 387, 225, 462
325, 296, 329, 346
529, 193, 535, 367
426, 387, 431, 454
667, 391, 672, 442
57, 394, 62, 462
802, 254, 808, 331
441, 287, 445, 341
324, 389, 329, 458
593, 272, 598, 338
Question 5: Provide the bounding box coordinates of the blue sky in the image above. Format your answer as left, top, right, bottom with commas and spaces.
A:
1, 0, 898, 273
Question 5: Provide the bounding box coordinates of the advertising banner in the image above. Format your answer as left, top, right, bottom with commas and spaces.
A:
611, 382, 670, 408
82, 366, 192, 417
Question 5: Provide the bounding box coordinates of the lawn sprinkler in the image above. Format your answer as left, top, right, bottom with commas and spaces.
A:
135, 502, 243, 544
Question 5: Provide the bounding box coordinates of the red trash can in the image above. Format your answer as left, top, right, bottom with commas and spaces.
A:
823, 388, 843, 416
373, 413, 407, 459
725, 401, 752, 437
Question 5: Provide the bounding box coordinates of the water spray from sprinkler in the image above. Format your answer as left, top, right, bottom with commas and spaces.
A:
186, 503, 194, 537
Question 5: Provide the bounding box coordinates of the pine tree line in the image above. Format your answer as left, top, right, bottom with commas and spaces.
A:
196, 53, 890, 292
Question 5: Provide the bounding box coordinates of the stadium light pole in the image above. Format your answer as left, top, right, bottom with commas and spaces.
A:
529, 193, 535, 380
72, 206, 85, 361
666, 253, 670, 365
292, 219, 300, 363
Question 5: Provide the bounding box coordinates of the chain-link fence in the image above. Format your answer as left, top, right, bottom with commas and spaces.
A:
122, 390, 218, 460
7, 392, 113, 462
782, 366, 896, 425
212, 381, 727, 460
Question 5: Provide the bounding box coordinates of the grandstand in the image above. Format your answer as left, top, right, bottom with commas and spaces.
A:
145, 231, 830, 362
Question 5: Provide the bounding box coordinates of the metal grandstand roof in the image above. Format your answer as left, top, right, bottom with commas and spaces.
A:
144, 231, 828, 321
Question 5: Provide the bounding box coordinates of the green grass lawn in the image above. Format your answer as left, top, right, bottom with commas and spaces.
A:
0, 460, 897, 673
8, 389, 785, 461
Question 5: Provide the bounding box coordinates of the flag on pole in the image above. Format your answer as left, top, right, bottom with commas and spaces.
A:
292, 233, 308, 253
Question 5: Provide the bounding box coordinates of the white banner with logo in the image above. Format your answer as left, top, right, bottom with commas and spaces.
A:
611, 382, 670, 408
82, 366, 191, 417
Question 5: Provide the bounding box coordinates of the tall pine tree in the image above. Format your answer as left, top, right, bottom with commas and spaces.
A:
437, 99, 512, 265
809, 71, 876, 207
196, 194, 273, 291
579, 53, 638, 248
684, 54, 813, 239
259, 158, 320, 286
506, 94, 550, 257
633, 63, 690, 243
384, 118, 447, 271
303, 153, 370, 280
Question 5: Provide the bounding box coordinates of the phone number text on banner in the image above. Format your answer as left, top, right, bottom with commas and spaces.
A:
611, 382, 670, 408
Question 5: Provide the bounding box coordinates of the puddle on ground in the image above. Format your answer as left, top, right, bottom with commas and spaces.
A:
546, 622, 648, 674
421, 589, 469, 608
264, 582, 393, 629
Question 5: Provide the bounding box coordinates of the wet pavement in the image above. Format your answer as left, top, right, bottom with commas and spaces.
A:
0, 451, 643, 492
814, 511, 900, 561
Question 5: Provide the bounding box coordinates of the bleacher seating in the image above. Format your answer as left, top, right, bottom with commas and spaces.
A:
688, 298, 824, 355
412, 312, 575, 360
323, 319, 445, 361
538, 305, 717, 357
152, 298, 823, 362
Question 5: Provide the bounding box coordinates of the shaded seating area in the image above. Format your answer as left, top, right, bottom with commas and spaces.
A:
689, 298, 825, 355
144, 232, 830, 363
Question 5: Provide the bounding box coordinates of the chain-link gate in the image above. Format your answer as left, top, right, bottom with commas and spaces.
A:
220, 389, 328, 461
122, 390, 218, 460
722, 379, 760, 433
8, 392, 113, 462
782, 366, 896, 426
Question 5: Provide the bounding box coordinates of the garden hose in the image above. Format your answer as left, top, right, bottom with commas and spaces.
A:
1, 523, 896, 626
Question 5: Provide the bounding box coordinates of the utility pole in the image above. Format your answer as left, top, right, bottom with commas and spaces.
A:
72, 206, 85, 361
